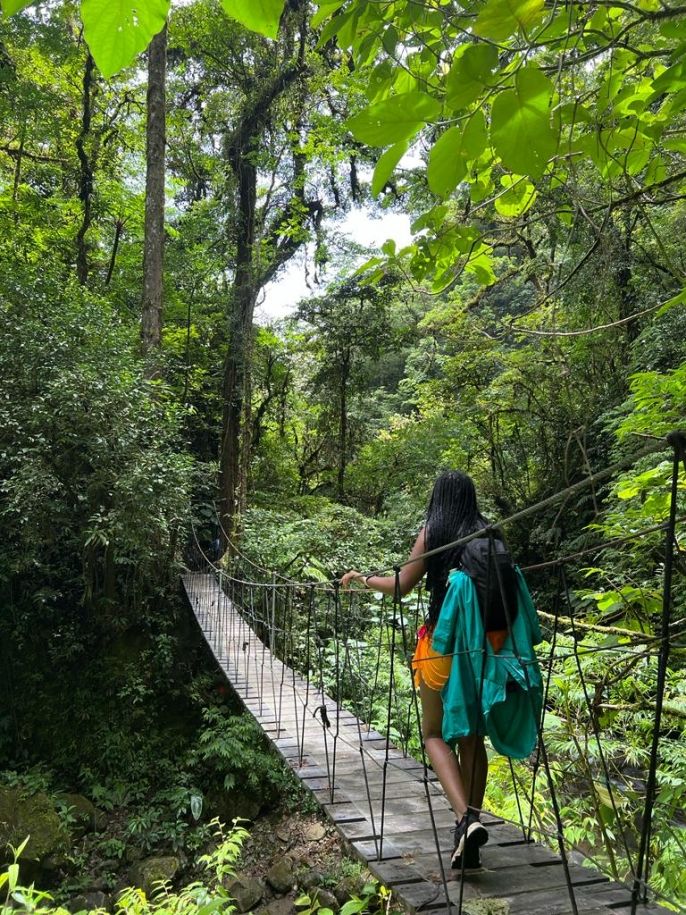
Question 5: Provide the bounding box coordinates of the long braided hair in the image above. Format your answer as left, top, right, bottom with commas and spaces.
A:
425, 470, 489, 627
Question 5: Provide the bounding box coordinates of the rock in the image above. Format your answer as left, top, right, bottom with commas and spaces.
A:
332, 879, 363, 906
266, 858, 295, 894
298, 870, 324, 891
68, 891, 111, 912
0, 788, 69, 868
125, 845, 143, 864
205, 789, 261, 826
42, 851, 70, 873
303, 824, 326, 842
261, 897, 294, 915
312, 889, 338, 912
225, 874, 265, 913
128, 856, 181, 897
57, 795, 97, 836
89, 876, 108, 891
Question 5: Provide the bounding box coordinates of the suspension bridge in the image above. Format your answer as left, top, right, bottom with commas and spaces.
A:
183, 433, 686, 915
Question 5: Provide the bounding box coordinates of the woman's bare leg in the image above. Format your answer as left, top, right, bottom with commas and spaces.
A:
419, 682, 488, 816
419, 681, 470, 817
457, 734, 488, 813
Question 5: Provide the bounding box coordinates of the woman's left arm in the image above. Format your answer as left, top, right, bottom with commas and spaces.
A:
340, 529, 427, 597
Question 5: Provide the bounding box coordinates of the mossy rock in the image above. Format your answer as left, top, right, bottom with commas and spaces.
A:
56, 794, 97, 836
266, 857, 295, 894
225, 874, 265, 913
205, 789, 262, 825
128, 855, 181, 897
0, 788, 69, 865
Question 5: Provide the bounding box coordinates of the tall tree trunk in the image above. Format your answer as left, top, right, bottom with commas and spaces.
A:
75, 52, 94, 285
219, 149, 257, 545
11, 122, 25, 223
337, 350, 350, 502
141, 25, 167, 361
616, 216, 639, 344
217, 56, 321, 544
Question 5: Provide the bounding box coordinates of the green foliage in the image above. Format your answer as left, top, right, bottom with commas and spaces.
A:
490, 67, 557, 181
427, 114, 487, 198
315, 0, 686, 303
3, 0, 286, 76
617, 365, 686, 442
296, 879, 390, 915
0, 270, 195, 769
0, 822, 247, 915
1, 0, 31, 13
241, 502, 393, 580
188, 708, 285, 800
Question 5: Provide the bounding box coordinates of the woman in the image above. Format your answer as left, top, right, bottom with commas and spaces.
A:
341, 470, 490, 871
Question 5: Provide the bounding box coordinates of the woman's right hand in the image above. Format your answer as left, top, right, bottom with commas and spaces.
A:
340, 569, 365, 590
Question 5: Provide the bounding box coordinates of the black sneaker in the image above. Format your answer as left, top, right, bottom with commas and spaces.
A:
451, 811, 488, 870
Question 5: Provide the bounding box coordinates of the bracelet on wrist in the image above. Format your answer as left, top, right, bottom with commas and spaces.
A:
364, 574, 374, 588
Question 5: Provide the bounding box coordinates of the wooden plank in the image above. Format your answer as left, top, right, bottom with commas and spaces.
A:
389, 880, 449, 911
381, 824, 531, 857
350, 838, 403, 862
366, 860, 428, 887
610, 905, 672, 914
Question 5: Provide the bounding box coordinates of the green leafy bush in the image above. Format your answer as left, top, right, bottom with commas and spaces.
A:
0, 822, 248, 915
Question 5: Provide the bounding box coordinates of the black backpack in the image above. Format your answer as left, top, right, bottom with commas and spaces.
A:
459, 536, 519, 632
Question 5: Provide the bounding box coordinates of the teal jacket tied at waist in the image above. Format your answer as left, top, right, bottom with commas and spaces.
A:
431, 567, 543, 759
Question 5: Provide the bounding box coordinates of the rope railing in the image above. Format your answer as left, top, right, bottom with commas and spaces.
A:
183, 431, 686, 915
205, 437, 679, 591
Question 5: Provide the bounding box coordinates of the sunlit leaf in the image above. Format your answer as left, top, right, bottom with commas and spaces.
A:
657, 286, 686, 316
221, 0, 285, 38
428, 128, 467, 197
371, 141, 408, 196
1, 0, 34, 13
345, 92, 441, 146
494, 174, 537, 217
491, 66, 557, 179
445, 43, 498, 111
311, 0, 345, 28
81, 0, 170, 78
427, 112, 487, 198
474, 0, 545, 41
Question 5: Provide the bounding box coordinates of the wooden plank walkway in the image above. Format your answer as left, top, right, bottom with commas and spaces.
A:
183, 572, 671, 915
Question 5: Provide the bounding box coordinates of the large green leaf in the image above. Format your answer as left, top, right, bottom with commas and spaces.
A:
222, 0, 285, 38
490, 66, 557, 179
1, 0, 33, 13
445, 44, 498, 111
474, 0, 545, 41
81, 0, 170, 78
494, 174, 537, 217
345, 92, 441, 146
651, 58, 686, 94
371, 141, 408, 197
657, 286, 686, 316
427, 111, 487, 198
428, 128, 468, 197
311, 0, 345, 29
